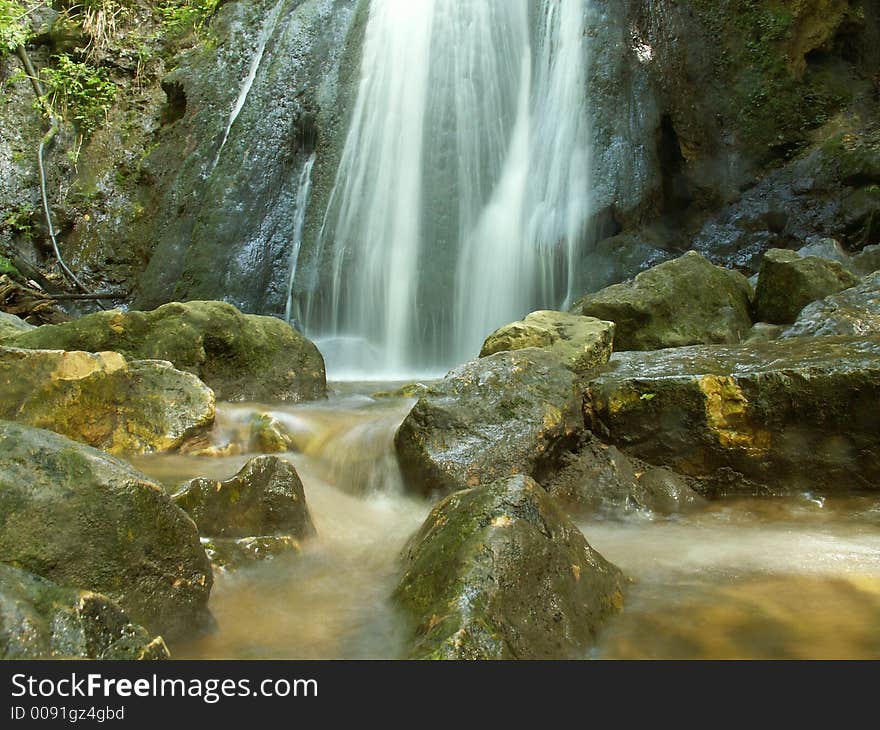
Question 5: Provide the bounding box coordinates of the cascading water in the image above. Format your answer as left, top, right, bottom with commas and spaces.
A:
285, 152, 317, 326
302, 0, 595, 377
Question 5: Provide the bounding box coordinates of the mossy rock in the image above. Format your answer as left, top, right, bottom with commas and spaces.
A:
247, 412, 296, 453
0, 311, 34, 342
0, 421, 213, 641
0, 347, 215, 454
480, 311, 615, 377
10, 300, 327, 402
753, 248, 860, 324
585, 335, 880, 494
571, 252, 753, 351
202, 535, 303, 570
394, 475, 626, 660
0, 563, 169, 660
173, 456, 315, 540
394, 350, 584, 497
783, 271, 880, 338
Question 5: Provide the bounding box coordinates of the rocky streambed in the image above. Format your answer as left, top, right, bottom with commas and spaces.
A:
1, 247, 880, 659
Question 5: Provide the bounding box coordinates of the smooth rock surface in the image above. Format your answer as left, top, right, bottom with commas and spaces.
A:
783, 272, 880, 338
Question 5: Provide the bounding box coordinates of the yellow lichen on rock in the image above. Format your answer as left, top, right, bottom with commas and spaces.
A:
698, 375, 771, 454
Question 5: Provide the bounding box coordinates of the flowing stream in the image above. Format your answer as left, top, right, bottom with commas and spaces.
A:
301, 0, 594, 376
130, 384, 880, 660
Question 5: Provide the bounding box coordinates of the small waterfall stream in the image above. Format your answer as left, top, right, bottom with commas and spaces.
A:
285, 152, 317, 326
304, 0, 595, 376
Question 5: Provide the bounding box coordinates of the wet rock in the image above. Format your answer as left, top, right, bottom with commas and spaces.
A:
173, 456, 315, 540
585, 336, 880, 494
0, 563, 169, 660
0, 311, 34, 342
10, 300, 327, 402
571, 252, 753, 351
544, 438, 704, 514
745, 322, 785, 343
202, 535, 302, 570
480, 311, 615, 376
0, 347, 215, 455
577, 230, 676, 293
0, 422, 213, 640
394, 350, 584, 497
248, 413, 296, 453
853, 244, 880, 277
783, 272, 880, 338
394, 475, 626, 660
753, 248, 860, 324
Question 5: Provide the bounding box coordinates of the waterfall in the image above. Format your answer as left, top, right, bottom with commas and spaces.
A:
212, 0, 285, 171
285, 152, 317, 326
306, 0, 594, 376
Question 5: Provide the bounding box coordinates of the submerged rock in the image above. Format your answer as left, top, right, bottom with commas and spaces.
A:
585, 336, 880, 494
753, 248, 860, 324
248, 413, 296, 454
202, 535, 303, 570
394, 350, 584, 497
394, 475, 626, 660
10, 300, 327, 402
0, 347, 215, 454
544, 438, 704, 514
0, 422, 213, 640
0, 563, 169, 660
783, 272, 880, 338
173, 456, 315, 540
480, 311, 615, 376
571, 252, 753, 351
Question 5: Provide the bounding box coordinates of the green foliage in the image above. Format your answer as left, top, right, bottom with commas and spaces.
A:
158, 0, 220, 38
3, 205, 35, 240
38, 54, 117, 136
0, 0, 31, 53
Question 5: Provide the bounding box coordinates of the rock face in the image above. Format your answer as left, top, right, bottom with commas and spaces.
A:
571, 252, 753, 351
10, 301, 327, 402
480, 311, 615, 376
394, 350, 584, 497
173, 456, 315, 540
0, 563, 169, 660
394, 475, 626, 660
202, 535, 303, 570
0, 311, 34, 342
586, 336, 880, 493
544, 438, 704, 514
0, 422, 213, 640
753, 249, 860, 324
0, 347, 215, 454
783, 272, 880, 338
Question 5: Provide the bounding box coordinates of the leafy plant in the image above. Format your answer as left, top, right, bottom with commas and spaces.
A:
38, 53, 117, 136
3, 205, 35, 239
0, 0, 31, 53
158, 0, 220, 38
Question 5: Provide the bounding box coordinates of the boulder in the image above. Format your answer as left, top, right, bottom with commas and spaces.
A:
0, 347, 215, 454
543, 438, 704, 514
10, 300, 327, 402
0, 311, 34, 342
585, 336, 880, 494
853, 244, 880, 277
173, 456, 315, 540
783, 272, 880, 338
0, 422, 213, 640
394, 350, 584, 497
570, 252, 753, 351
753, 248, 860, 324
394, 475, 626, 660
0, 563, 169, 660
480, 311, 615, 376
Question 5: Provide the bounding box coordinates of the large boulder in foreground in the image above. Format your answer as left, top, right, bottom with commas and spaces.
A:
394, 350, 584, 497
585, 336, 880, 493
394, 475, 626, 660
0, 422, 213, 640
571, 251, 753, 351
753, 248, 860, 324
10, 301, 327, 402
480, 311, 615, 376
544, 438, 704, 515
0, 347, 215, 454
173, 456, 315, 540
783, 271, 880, 338
0, 563, 169, 660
